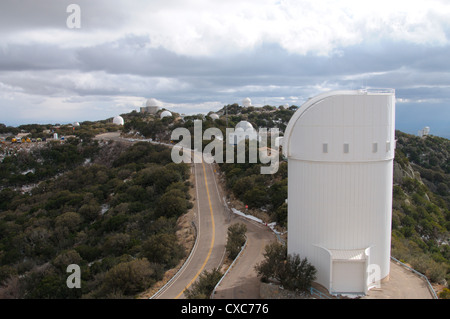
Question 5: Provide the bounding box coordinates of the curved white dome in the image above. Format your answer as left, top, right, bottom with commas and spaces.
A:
235, 120, 253, 131
242, 97, 252, 107
146, 98, 161, 107
160, 110, 172, 119
113, 115, 124, 125
209, 113, 219, 120
73, 122, 80, 127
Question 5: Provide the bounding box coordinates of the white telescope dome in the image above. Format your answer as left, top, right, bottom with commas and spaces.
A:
242, 97, 252, 107
146, 98, 161, 107
160, 110, 172, 119
235, 120, 253, 131
113, 115, 124, 125
209, 113, 219, 120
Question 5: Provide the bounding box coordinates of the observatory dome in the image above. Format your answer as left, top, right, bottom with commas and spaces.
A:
209, 113, 219, 120
284, 89, 395, 295
235, 120, 253, 131
113, 115, 124, 125
242, 97, 252, 107
229, 120, 257, 145
146, 98, 160, 107
160, 110, 172, 119
73, 122, 80, 127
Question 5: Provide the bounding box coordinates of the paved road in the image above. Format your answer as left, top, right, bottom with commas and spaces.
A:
212, 218, 277, 299
153, 156, 229, 299
95, 132, 230, 299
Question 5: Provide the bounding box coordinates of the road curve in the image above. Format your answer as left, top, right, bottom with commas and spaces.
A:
212, 217, 277, 299
153, 157, 229, 299
95, 132, 230, 299
94, 133, 278, 299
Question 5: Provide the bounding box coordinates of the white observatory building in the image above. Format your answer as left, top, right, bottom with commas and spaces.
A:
283, 89, 395, 295
141, 98, 161, 114
113, 115, 124, 125
160, 110, 172, 119
228, 120, 257, 145
418, 126, 430, 138
209, 113, 219, 120
242, 97, 252, 107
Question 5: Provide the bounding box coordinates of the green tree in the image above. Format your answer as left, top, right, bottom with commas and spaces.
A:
101, 258, 155, 296
103, 233, 131, 256
52, 250, 83, 272
142, 233, 185, 268
184, 268, 223, 299
254, 242, 317, 292
226, 223, 247, 259
155, 190, 189, 218
254, 242, 286, 283
279, 253, 317, 291
242, 186, 268, 209
55, 212, 82, 232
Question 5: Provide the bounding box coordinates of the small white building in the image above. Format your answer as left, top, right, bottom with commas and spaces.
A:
418, 126, 430, 137
113, 115, 124, 125
228, 120, 257, 145
141, 98, 161, 114
209, 113, 219, 120
283, 89, 396, 295
160, 110, 173, 119
242, 97, 252, 107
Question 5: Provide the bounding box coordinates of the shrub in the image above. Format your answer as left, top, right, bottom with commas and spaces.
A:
255, 242, 317, 292
280, 253, 317, 291
226, 223, 247, 259
439, 288, 450, 299
254, 242, 286, 283
410, 255, 447, 283
101, 258, 155, 296
184, 268, 223, 299
142, 233, 185, 268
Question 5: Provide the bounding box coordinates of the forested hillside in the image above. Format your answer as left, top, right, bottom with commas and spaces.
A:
0, 104, 448, 298
391, 132, 449, 285
0, 139, 192, 298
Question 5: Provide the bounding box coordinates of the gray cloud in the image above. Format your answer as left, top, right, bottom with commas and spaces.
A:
0, 1, 449, 138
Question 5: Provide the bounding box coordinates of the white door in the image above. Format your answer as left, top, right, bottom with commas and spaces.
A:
332, 261, 365, 294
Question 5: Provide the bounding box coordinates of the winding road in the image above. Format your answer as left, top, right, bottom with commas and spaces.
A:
153, 155, 229, 299
95, 132, 278, 299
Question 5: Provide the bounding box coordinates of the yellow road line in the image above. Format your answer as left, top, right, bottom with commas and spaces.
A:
175, 160, 215, 299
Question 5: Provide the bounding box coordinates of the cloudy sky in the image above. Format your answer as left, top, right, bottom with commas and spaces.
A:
0, 0, 449, 137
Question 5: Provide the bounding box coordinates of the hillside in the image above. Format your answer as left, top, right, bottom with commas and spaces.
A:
0, 105, 449, 298
391, 131, 449, 285
0, 138, 192, 298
